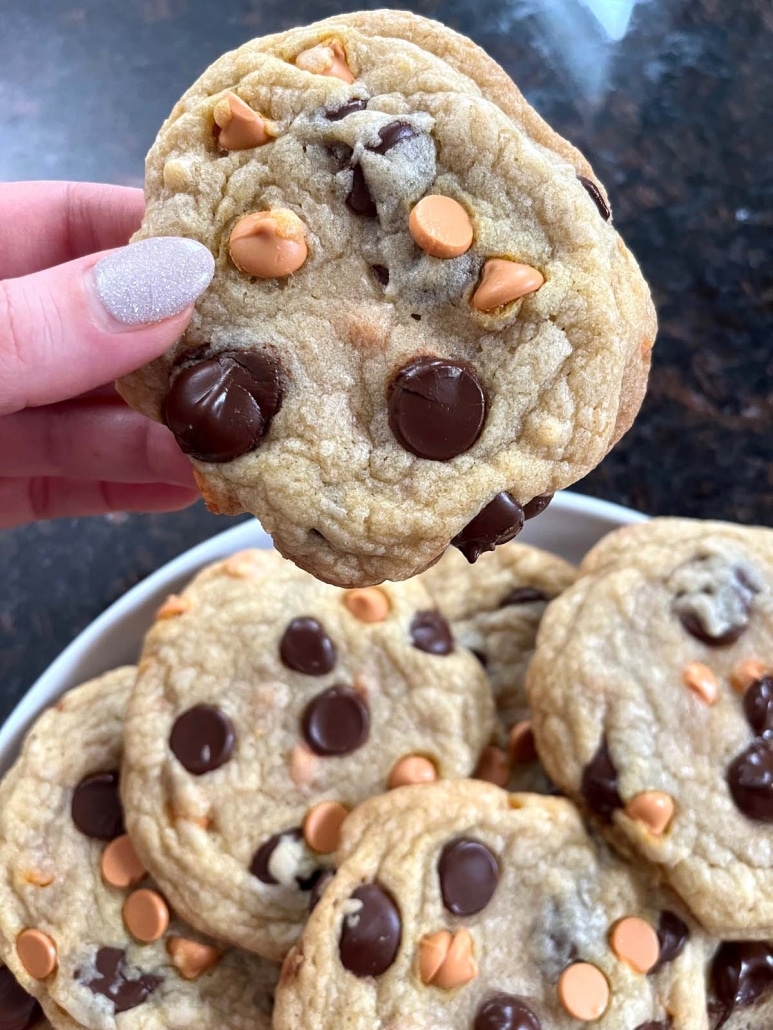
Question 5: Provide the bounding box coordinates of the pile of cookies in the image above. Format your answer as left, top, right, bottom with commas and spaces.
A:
1, 517, 772, 1029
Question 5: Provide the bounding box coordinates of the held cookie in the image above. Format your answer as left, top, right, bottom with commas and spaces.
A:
121, 549, 495, 960
0, 669, 278, 1030
116, 15, 655, 587
526, 519, 773, 938
273, 781, 710, 1029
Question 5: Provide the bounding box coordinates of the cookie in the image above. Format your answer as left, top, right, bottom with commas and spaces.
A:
0, 669, 278, 1030
116, 13, 655, 587
526, 518, 773, 938
0, 963, 47, 1030
120, 549, 495, 960
273, 780, 710, 1029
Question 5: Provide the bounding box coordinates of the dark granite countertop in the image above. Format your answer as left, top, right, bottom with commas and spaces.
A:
1, 0, 771, 720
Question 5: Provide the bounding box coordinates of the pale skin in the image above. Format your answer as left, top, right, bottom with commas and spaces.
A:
0, 181, 199, 528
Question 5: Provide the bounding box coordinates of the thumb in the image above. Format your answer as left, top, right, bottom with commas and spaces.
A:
0, 236, 214, 416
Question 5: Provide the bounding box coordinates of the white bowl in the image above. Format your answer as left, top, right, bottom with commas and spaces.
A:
0, 491, 645, 775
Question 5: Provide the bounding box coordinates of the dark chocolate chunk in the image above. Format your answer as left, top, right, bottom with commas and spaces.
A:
279, 617, 337, 676
338, 884, 401, 977
71, 771, 124, 841
302, 686, 369, 756
438, 837, 499, 916
743, 676, 773, 738
163, 350, 283, 463
500, 586, 549, 607
169, 704, 235, 775
309, 869, 336, 911
410, 610, 454, 655
0, 966, 43, 1030
675, 562, 758, 647
652, 910, 689, 971
711, 941, 773, 1023
474, 994, 541, 1030
371, 264, 389, 287
581, 738, 622, 822
523, 494, 554, 520
451, 493, 524, 563
577, 175, 611, 221
250, 828, 304, 885
346, 164, 377, 217
325, 98, 368, 121
370, 121, 417, 155
388, 357, 486, 461
83, 948, 161, 1014
727, 741, 773, 821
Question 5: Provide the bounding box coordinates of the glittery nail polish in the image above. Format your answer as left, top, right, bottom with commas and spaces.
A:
93, 237, 215, 326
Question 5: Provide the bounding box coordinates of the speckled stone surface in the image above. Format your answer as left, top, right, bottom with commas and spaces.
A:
1, 0, 771, 722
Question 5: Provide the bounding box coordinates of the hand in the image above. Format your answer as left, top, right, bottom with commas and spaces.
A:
0, 181, 215, 529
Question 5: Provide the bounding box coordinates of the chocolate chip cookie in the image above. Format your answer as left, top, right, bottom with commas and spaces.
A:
120, 549, 495, 960
273, 780, 709, 1029
0, 963, 47, 1030
526, 519, 773, 938
0, 669, 278, 1030
116, 13, 655, 587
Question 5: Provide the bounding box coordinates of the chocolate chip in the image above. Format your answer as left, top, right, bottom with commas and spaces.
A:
438, 837, 499, 916
474, 994, 541, 1030
388, 357, 486, 461
309, 869, 336, 911
338, 884, 401, 977
325, 98, 368, 121
169, 704, 235, 775
251, 828, 303, 885
71, 771, 124, 841
451, 493, 525, 563
370, 121, 417, 155
279, 617, 337, 676
674, 561, 758, 647
744, 676, 773, 738
83, 948, 161, 1013
0, 966, 43, 1030
302, 686, 369, 756
410, 610, 454, 655
163, 350, 283, 463
523, 494, 554, 520
346, 164, 377, 217
711, 942, 773, 1023
577, 176, 611, 221
652, 910, 689, 971
371, 264, 389, 287
727, 741, 773, 821
581, 738, 622, 822
500, 586, 549, 607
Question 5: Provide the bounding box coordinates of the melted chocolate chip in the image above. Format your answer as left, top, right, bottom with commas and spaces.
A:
0, 966, 43, 1030
474, 994, 541, 1030
83, 948, 161, 1014
451, 493, 524, 563
711, 942, 773, 1023
438, 837, 499, 916
410, 610, 454, 655
370, 121, 417, 154
581, 738, 622, 822
279, 617, 337, 676
388, 357, 486, 461
251, 828, 303, 885
325, 98, 368, 121
346, 164, 377, 217
577, 175, 611, 221
523, 494, 554, 520
652, 910, 689, 971
163, 350, 283, 463
302, 686, 370, 756
371, 264, 389, 287
675, 562, 758, 647
309, 869, 336, 911
727, 741, 773, 821
169, 704, 235, 775
338, 884, 401, 977
71, 771, 124, 841
744, 676, 773, 738
500, 586, 549, 607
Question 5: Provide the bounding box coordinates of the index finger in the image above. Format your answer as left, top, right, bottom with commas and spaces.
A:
0, 181, 145, 280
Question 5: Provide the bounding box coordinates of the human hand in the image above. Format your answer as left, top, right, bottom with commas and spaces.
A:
0, 181, 215, 529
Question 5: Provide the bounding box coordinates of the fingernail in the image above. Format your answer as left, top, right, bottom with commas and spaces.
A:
93, 237, 215, 326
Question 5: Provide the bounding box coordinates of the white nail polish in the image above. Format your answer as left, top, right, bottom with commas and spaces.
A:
94, 236, 215, 325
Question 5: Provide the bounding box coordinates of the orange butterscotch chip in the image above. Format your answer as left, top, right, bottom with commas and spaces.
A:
418, 928, 478, 989
167, 936, 223, 980
473, 745, 510, 788
408, 195, 473, 259
342, 587, 390, 623
609, 917, 660, 973
471, 259, 544, 312
290, 743, 317, 788
303, 801, 349, 854
214, 92, 273, 150
508, 720, 537, 765
123, 889, 170, 943
625, 791, 675, 836
16, 929, 58, 979
558, 962, 610, 1021
731, 658, 769, 694
388, 755, 438, 789
156, 594, 191, 620
23, 870, 54, 887
682, 661, 719, 705
229, 209, 308, 279
101, 834, 147, 888
294, 40, 354, 83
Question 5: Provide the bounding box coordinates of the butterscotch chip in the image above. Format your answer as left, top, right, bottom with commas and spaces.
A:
101, 834, 147, 888
388, 755, 437, 789
156, 594, 191, 620
303, 802, 349, 854
558, 962, 610, 1021
16, 929, 57, 979
408, 195, 473, 258
731, 657, 768, 693
343, 588, 390, 623
473, 745, 510, 787
294, 40, 354, 83
625, 791, 675, 836
214, 92, 273, 150
471, 259, 544, 312
418, 928, 478, 989
609, 916, 660, 973
23, 870, 55, 887
229, 209, 308, 279
123, 889, 170, 943
508, 720, 537, 765
167, 936, 224, 980
682, 661, 719, 705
